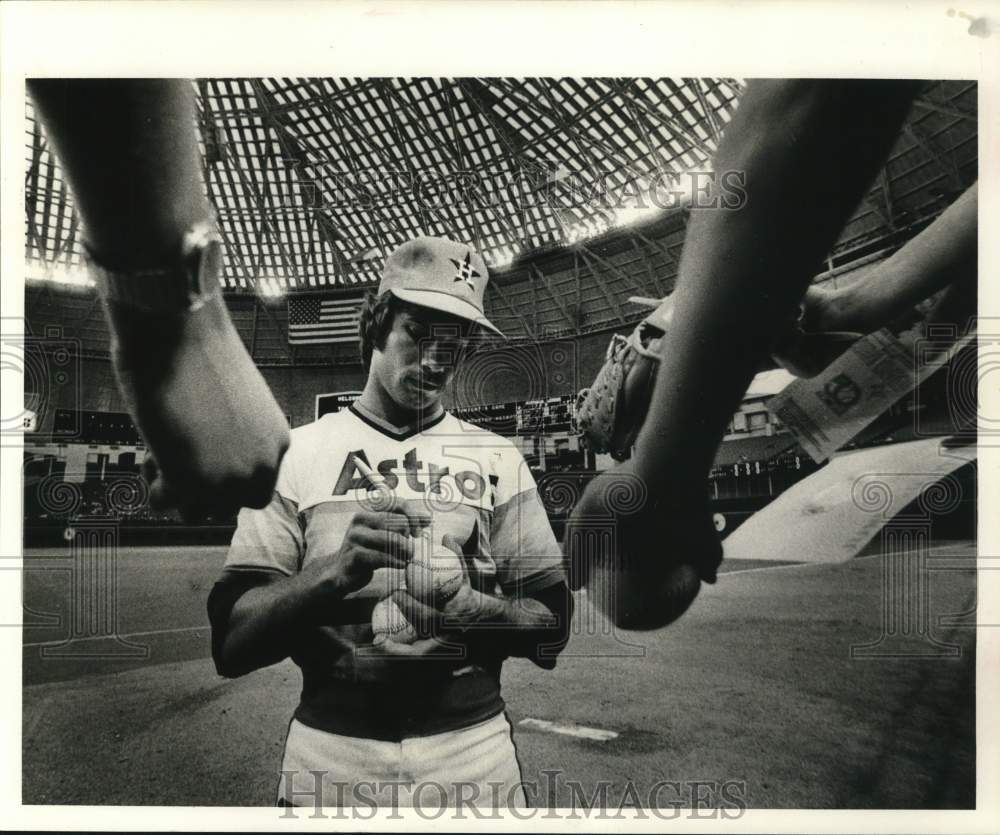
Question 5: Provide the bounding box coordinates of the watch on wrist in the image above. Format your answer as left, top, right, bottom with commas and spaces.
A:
85, 222, 224, 313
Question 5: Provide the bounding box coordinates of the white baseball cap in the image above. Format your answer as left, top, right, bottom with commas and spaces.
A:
378, 237, 503, 336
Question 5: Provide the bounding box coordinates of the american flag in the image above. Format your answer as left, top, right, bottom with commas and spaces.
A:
287, 294, 364, 345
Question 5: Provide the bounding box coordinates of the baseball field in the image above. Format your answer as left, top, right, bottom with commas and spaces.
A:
21, 540, 975, 809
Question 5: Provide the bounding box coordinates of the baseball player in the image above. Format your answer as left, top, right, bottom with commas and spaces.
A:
208, 237, 572, 810
28, 79, 289, 521
566, 80, 928, 629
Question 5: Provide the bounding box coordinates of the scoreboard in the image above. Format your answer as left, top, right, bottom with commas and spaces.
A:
450, 400, 518, 434
452, 395, 576, 436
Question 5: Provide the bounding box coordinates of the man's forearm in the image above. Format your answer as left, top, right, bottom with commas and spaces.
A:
812, 183, 978, 334
213, 557, 376, 677
457, 584, 573, 660
634, 80, 920, 485
211, 571, 323, 677
27, 79, 212, 269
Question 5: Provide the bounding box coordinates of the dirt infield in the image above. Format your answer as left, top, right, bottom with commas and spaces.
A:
21, 543, 976, 808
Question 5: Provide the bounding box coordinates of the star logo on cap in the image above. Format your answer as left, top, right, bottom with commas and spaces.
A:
450, 251, 480, 292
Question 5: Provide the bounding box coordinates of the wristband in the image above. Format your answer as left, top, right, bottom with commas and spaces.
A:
85, 222, 224, 313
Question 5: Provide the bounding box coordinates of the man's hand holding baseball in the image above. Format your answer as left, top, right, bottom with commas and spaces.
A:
303, 497, 431, 606
377, 534, 564, 660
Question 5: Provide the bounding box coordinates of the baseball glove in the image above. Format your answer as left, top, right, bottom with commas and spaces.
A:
574, 319, 664, 461
574, 292, 861, 458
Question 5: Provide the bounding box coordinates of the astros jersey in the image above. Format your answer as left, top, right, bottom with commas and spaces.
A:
221, 402, 564, 739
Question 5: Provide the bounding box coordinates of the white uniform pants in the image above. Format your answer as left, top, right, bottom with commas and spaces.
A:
278, 712, 527, 810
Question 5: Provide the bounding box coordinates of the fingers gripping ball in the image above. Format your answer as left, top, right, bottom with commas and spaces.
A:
406, 532, 466, 605
371, 596, 419, 645
563, 461, 722, 630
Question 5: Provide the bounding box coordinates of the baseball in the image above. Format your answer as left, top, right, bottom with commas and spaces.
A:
371, 596, 419, 644
406, 538, 466, 605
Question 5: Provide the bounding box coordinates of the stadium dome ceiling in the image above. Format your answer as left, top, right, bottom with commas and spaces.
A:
26, 78, 977, 353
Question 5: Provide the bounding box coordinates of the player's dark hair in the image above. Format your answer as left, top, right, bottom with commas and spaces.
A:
358, 291, 396, 370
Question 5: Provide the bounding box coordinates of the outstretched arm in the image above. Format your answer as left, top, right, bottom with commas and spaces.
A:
567, 80, 922, 629
635, 80, 921, 487
28, 79, 211, 269
28, 79, 290, 519
797, 183, 977, 336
